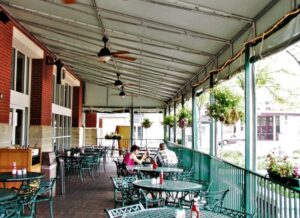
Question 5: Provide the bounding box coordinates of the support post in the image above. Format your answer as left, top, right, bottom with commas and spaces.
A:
163, 108, 167, 141
168, 105, 171, 142
181, 95, 185, 147
130, 108, 134, 147
192, 88, 198, 150
209, 74, 215, 156
173, 102, 177, 143
245, 44, 255, 214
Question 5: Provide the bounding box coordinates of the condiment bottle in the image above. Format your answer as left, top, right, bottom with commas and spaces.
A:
12, 162, 17, 175
191, 197, 200, 218
159, 171, 164, 184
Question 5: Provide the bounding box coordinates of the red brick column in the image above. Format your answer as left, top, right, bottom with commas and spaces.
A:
72, 81, 83, 127
0, 20, 13, 123
86, 112, 97, 128
30, 57, 53, 125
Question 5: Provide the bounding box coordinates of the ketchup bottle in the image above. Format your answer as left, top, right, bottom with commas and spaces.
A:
153, 161, 158, 169
12, 162, 17, 175
191, 197, 200, 218
159, 171, 164, 184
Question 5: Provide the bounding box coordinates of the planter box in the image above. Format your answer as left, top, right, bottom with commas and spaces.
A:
269, 173, 300, 187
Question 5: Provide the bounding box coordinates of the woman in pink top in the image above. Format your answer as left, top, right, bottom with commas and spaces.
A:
123, 145, 146, 166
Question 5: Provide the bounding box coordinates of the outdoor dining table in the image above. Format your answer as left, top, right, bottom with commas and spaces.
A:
132, 166, 183, 174
0, 188, 17, 202
0, 172, 45, 188
133, 179, 202, 192
122, 207, 230, 218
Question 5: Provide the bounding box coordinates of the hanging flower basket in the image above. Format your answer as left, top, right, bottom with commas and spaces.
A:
163, 115, 175, 127
141, 118, 152, 129
266, 150, 300, 188
177, 108, 192, 129
207, 88, 244, 125
105, 132, 122, 140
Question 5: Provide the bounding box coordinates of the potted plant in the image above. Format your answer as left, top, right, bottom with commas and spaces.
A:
266, 150, 300, 187
163, 115, 175, 127
141, 118, 152, 129
177, 108, 192, 128
207, 88, 244, 125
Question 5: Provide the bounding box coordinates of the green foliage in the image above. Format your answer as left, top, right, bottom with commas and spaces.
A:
163, 115, 175, 127
105, 132, 122, 140
266, 150, 294, 178
207, 88, 244, 125
141, 118, 152, 129
221, 150, 244, 167
177, 107, 192, 128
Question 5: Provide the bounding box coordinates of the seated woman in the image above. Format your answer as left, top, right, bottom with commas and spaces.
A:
123, 145, 146, 167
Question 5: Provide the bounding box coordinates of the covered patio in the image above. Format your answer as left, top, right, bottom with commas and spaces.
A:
0, 0, 300, 217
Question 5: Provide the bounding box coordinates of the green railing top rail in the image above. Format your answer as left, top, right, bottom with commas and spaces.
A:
166, 141, 300, 193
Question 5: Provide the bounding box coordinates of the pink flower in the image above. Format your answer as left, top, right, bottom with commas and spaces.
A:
293, 165, 300, 178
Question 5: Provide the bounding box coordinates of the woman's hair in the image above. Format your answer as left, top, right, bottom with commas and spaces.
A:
130, 145, 140, 153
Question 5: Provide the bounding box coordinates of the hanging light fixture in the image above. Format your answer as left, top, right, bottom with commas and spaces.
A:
119, 87, 126, 98
114, 74, 123, 88
97, 36, 111, 62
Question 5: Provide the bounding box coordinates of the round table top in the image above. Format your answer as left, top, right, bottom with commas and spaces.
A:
132, 166, 183, 173
0, 172, 45, 182
123, 208, 230, 218
0, 188, 17, 202
133, 179, 202, 192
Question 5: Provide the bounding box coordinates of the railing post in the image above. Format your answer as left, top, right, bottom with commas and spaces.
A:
209, 73, 216, 156
192, 87, 198, 150
173, 102, 177, 144
245, 44, 255, 214
181, 94, 185, 147
163, 108, 167, 141
168, 105, 171, 141
130, 108, 134, 147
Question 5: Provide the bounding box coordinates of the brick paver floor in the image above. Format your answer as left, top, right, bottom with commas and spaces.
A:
37, 160, 117, 218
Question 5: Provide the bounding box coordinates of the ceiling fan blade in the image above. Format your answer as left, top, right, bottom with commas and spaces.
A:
111, 51, 130, 56
123, 83, 138, 87
114, 56, 136, 62
63, 0, 76, 4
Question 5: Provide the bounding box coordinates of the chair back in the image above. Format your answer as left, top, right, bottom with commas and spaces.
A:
111, 176, 137, 190
213, 206, 255, 218
104, 203, 145, 218
201, 189, 230, 210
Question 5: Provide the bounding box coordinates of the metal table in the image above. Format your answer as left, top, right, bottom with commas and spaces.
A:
0, 172, 45, 188
133, 179, 201, 192
123, 208, 230, 218
0, 188, 17, 202
0, 172, 45, 183
132, 167, 183, 174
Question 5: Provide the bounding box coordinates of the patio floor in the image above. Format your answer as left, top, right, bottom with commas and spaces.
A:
37, 160, 117, 218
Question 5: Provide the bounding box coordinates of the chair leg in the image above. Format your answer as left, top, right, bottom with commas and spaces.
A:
49, 199, 54, 218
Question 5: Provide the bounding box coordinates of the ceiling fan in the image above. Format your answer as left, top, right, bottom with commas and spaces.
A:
112, 73, 137, 88
94, 36, 136, 63
112, 86, 138, 98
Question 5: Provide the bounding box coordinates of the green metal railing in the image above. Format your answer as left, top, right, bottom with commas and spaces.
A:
166, 141, 300, 218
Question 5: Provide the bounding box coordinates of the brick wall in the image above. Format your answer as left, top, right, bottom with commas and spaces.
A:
0, 20, 13, 123
86, 112, 97, 128
30, 58, 53, 126
72, 81, 83, 127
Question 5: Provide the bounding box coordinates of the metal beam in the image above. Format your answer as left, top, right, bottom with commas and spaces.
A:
42, 0, 229, 43
138, 0, 253, 23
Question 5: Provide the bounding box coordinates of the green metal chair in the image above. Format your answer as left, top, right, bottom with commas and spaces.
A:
34, 178, 56, 218
104, 203, 145, 218
111, 176, 137, 202
199, 189, 230, 211
0, 198, 19, 218
138, 189, 165, 209
80, 155, 95, 181
212, 206, 256, 218
17, 182, 41, 218
120, 181, 140, 207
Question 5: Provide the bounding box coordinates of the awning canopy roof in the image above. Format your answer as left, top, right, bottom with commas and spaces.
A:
0, 0, 296, 104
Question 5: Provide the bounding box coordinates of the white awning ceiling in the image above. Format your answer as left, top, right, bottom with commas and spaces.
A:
1, 0, 299, 105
